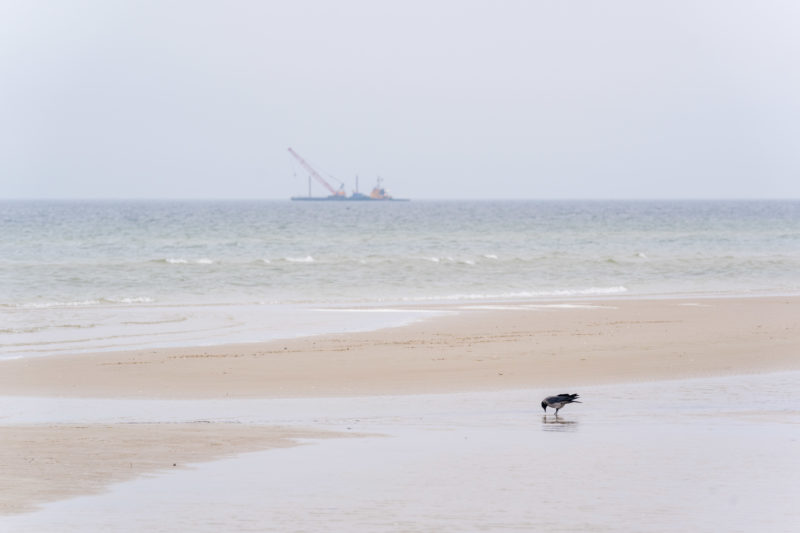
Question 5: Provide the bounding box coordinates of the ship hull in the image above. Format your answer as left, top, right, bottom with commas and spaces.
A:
291, 196, 409, 202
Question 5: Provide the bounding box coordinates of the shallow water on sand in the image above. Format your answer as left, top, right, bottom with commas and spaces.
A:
2, 372, 799, 532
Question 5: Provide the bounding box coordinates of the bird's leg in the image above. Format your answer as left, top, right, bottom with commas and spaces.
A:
554, 408, 560, 417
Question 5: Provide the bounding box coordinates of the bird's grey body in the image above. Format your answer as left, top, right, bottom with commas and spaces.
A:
541, 393, 581, 415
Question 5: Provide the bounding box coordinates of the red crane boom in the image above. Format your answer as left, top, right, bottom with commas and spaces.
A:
288, 148, 345, 197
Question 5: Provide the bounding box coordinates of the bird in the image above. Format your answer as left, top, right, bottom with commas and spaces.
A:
541, 393, 581, 416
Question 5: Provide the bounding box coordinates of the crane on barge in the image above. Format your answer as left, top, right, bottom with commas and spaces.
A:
288, 148, 346, 199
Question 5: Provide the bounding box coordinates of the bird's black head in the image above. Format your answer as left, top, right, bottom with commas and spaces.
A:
541, 401, 547, 412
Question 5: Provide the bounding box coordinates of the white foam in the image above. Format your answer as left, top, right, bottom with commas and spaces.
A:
315, 307, 445, 315
18, 300, 102, 309
104, 297, 155, 304
402, 286, 628, 303
16, 297, 155, 309
285, 256, 315, 263
456, 305, 534, 311
523, 303, 619, 310
425, 256, 492, 266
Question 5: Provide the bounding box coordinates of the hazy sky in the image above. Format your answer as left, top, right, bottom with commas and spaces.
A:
2, 0, 799, 199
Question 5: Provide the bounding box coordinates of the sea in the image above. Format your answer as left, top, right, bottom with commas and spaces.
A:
2, 199, 799, 358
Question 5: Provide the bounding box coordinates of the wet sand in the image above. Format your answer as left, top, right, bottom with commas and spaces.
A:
0, 424, 347, 515
1, 296, 799, 527
2, 374, 799, 532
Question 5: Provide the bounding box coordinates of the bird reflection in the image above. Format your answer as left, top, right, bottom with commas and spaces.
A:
541, 415, 578, 432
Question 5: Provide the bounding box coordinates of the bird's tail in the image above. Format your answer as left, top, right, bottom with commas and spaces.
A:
559, 393, 580, 402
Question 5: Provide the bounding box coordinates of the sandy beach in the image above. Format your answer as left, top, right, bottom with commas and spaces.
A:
2, 296, 799, 528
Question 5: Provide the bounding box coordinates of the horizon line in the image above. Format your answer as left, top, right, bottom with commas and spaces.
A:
2, 197, 799, 202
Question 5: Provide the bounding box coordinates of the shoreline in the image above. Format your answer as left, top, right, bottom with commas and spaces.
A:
2, 295, 798, 399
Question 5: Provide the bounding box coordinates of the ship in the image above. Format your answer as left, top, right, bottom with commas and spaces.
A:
289, 148, 409, 202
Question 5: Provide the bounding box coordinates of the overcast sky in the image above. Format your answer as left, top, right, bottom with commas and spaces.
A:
2, 0, 799, 200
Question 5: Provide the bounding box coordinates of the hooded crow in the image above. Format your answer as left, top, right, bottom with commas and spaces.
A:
541, 393, 581, 416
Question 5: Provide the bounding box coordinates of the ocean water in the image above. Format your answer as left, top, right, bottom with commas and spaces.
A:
2, 200, 799, 357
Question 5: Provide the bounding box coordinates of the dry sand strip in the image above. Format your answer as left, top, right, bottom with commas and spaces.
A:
1, 297, 798, 398
0, 423, 352, 515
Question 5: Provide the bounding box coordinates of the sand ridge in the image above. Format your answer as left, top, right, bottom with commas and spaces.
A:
0, 423, 353, 515
0, 297, 797, 398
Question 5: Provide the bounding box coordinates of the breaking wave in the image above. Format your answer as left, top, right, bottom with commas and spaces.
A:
284, 256, 315, 263
158, 258, 215, 265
